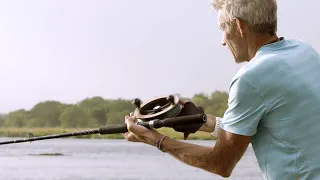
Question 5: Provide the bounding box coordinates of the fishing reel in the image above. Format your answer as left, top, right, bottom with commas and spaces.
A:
132, 94, 182, 122
132, 94, 206, 139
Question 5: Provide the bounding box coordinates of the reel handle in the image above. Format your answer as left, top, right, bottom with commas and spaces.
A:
99, 114, 206, 134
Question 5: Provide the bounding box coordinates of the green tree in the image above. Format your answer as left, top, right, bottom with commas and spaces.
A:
78, 96, 109, 126
28, 101, 66, 127
105, 110, 131, 125
2, 109, 29, 127
59, 105, 99, 128
0, 113, 5, 127
205, 91, 229, 117
78, 96, 106, 108
191, 93, 210, 107
104, 99, 134, 125
210, 91, 228, 105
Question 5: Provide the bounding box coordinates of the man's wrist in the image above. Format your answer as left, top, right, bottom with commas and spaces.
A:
199, 114, 216, 133
142, 130, 164, 147
155, 135, 167, 152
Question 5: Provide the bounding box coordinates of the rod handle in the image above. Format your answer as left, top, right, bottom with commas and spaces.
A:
99, 124, 128, 134
99, 114, 206, 134
98, 122, 151, 134
161, 114, 206, 127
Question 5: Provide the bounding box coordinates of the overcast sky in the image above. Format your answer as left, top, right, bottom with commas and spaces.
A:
0, 0, 319, 113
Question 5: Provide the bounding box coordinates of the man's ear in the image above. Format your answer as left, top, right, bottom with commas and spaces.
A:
235, 18, 246, 37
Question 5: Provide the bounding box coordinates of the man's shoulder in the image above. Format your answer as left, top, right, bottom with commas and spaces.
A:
232, 38, 319, 87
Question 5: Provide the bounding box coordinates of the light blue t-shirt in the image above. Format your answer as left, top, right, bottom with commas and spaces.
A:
221, 37, 320, 180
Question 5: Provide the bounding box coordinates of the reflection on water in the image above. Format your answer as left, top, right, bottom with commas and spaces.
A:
0, 138, 263, 180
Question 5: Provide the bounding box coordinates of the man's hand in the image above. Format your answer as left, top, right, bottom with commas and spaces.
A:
122, 112, 163, 146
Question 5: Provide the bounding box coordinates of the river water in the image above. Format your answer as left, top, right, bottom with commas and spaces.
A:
0, 138, 263, 180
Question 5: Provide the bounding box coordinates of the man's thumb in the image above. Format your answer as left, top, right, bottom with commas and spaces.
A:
125, 116, 136, 131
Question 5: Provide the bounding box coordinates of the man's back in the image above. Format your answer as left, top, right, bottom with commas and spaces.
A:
222, 38, 320, 179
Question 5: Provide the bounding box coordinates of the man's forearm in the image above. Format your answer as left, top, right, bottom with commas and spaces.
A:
141, 114, 230, 177
163, 138, 229, 176
143, 132, 230, 177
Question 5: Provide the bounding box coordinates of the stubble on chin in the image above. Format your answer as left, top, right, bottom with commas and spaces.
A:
228, 43, 248, 64
226, 43, 240, 63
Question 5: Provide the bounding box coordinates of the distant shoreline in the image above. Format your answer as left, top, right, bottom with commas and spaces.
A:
0, 127, 215, 140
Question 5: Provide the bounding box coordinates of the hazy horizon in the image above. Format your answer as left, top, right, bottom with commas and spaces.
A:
0, 0, 319, 113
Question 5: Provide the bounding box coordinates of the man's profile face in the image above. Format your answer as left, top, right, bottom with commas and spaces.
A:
217, 10, 249, 63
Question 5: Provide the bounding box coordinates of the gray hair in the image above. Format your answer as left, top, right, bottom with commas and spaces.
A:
211, 0, 278, 35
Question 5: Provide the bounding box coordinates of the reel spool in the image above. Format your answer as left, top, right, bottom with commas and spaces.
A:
132, 95, 182, 122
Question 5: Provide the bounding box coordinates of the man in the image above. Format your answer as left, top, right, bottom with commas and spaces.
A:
122, 0, 320, 179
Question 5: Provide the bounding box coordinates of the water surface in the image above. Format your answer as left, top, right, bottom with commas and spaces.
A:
0, 138, 263, 180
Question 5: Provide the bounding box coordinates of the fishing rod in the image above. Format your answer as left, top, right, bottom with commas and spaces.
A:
0, 95, 207, 145
0, 114, 206, 145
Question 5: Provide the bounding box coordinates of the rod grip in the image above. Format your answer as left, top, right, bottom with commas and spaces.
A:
99, 124, 128, 134
99, 122, 152, 134
161, 114, 206, 127
98, 114, 206, 135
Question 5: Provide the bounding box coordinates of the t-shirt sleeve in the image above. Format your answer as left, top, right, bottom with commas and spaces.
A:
221, 77, 267, 136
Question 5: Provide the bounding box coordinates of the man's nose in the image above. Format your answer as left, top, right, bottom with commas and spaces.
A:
221, 37, 226, 46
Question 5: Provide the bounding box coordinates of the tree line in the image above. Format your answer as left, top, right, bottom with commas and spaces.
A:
0, 91, 229, 128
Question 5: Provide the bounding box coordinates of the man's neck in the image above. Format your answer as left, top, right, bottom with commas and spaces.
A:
247, 33, 279, 61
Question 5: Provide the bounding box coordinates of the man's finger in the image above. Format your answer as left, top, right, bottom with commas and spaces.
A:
122, 132, 134, 141
125, 116, 134, 126
126, 116, 141, 133
124, 115, 130, 123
